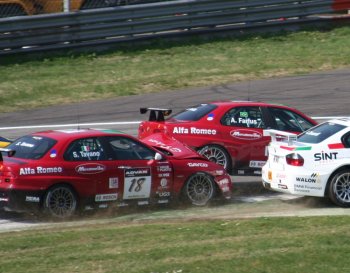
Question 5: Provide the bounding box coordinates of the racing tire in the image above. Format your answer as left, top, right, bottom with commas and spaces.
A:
328, 170, 350, 207
183, 173, 215, 206
198, 145, 231, 173
43, 185, 78, 219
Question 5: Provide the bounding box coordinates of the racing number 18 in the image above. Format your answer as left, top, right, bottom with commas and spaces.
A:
128, 178, 146, 193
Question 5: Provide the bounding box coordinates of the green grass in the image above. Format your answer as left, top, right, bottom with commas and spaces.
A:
1, 215, 350, 273
1, 26, 350, 112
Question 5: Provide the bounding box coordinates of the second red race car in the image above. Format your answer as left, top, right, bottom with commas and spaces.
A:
0, 129, 232, 218
138, 101, 317, 175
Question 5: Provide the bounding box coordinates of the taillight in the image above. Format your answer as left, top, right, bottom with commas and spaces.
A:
286, 153, 304, 166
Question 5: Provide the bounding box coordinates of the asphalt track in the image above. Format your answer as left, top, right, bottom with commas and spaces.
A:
0, 68, 349, 229
0, 68, 349, 139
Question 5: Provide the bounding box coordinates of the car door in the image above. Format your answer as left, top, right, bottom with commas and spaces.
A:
101, 136, 174, 205
63, 136, 119, 204
220, 106, 271, 169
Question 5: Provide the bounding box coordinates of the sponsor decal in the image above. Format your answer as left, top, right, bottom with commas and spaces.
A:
157, 191, 171, 197
76, 163, 106, 174
158, 199, 169, 204
314, 152, 338, 162
187, 162, 209, 168
50, 149, 57, 158
25, 196, 40, 203
207, 113, 215, 121
238, 170, 245, 175
158, 173, 170, 178
146, 139, 182, 153
160, 178, 168, 188
230, 129, 262, 140
218, 178, 230, 186
20, 166, 63, 175
98, 204, 108, 209
157, 165, 172, 172
138, 200, 149, 206
123, 167, 152, 199
109, 177, 119, 189
294, 184, 322, 192
276, 172, 287, 179
95, 193, 118, 202
296, 173, 321, 184
249, 161, 266, 168
172, 127, 217, 135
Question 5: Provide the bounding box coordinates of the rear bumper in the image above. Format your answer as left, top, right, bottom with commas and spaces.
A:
0, 189, 44, 212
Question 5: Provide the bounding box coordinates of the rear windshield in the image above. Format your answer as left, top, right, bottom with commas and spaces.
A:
7, 135, 57, 159
297, 122, 346, 144
171, 104, 217, 121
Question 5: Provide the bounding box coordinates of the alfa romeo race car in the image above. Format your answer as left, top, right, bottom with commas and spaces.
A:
0, 129, 232, 218
138, 101, 316, 175
262, 118, 350, 207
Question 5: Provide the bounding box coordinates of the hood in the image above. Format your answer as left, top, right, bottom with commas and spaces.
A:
141, 133, 203, 159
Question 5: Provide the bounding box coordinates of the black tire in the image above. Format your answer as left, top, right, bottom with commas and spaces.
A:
328, 170, 350, 207
198, 145, 231, 173
43, 185, 78, 218
183, 173, 215, 206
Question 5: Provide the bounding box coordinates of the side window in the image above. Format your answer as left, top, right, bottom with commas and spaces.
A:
64, 138, 106, 161
221, 106, 265, 128
104, 136, 155, 160
269, 107, 314, 132
342, 132, 350, 148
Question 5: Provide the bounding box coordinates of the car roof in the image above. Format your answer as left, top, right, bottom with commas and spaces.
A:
30, 128, 127, 141
209, 100, 288, 108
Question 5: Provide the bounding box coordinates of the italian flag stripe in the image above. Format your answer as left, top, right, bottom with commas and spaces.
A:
328, 143, 344, 149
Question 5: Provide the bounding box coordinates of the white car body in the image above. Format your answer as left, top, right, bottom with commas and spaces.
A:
262, 119, 350, 207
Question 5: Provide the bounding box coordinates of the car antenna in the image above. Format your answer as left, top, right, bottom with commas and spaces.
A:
76, 97, 81, 130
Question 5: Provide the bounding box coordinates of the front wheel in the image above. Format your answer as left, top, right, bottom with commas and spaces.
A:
43, 185, 78, 219
198, 145, 231, 173
183, 173, 215, 206
328, 170, 350, 207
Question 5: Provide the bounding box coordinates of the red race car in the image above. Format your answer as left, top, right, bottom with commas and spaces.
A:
0, 129, 232, 218
138, 101, 317, 175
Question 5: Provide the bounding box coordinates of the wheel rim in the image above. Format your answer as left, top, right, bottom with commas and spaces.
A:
333, 173, 350, 203
186, 174, 214, 206
46, 187, 77, 218
198, 146, 228, 169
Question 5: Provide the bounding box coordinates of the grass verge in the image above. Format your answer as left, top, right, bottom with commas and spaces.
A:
0, 215, 349, 273
0, 26, 350, 112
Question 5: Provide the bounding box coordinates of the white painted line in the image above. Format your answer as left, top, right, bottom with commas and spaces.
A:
0, 121, 141, 131
0, 116, 347, 131
312, 116, 350, 120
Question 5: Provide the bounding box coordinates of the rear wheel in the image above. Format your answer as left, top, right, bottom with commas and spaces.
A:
43, 185, 78, 218
183, 173, 215, 206
198, 145, 231, 172
328, 170, 350, 207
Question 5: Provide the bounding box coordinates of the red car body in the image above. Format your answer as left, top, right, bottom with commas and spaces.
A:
138, 101, 317, 175
0, 129, 232, 218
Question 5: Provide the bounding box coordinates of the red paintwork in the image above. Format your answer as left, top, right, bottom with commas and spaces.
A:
0, 129, 232, 213
138, 101, 317, 174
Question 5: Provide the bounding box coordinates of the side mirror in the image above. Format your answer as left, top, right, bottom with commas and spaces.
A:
154, 152, 163, 161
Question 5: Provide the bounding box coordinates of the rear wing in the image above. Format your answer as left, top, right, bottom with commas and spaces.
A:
263, 129, 297, 145
140, 107, 172, 122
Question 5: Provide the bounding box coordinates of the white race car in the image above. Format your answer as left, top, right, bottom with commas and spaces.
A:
262, 118, 350, 207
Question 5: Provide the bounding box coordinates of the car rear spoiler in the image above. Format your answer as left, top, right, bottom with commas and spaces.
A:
263, 129, 297, 145
0, 148, 15, 161
140, 107, 172, 122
